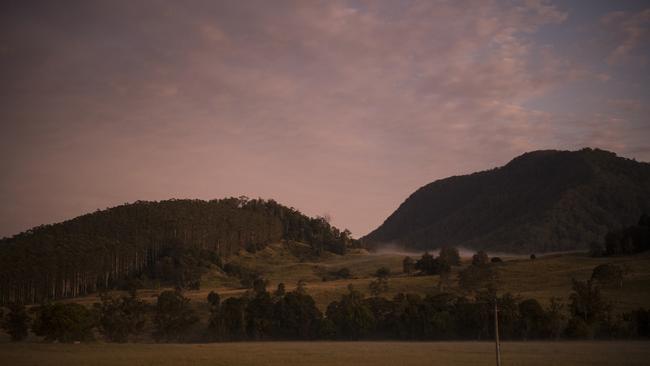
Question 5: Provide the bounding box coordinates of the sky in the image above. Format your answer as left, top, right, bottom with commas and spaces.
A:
1, 0, 649, 239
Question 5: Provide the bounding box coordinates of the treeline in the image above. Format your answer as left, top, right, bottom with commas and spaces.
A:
591, 214, 650, 256
0, 197, 358, 304
2, 277, 649, 343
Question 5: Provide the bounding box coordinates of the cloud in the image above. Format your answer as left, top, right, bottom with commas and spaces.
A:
602, 8, 650, 64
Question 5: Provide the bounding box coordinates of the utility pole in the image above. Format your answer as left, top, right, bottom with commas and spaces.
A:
494, 301, 501, 366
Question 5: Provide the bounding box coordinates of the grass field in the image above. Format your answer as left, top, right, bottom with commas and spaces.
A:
1, 341, 648, 366
63, 242, 650, 313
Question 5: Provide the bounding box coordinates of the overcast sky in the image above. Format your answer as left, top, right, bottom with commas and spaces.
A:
1, 0, 649, 238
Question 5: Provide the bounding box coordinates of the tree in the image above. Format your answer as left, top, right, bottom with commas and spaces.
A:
546, 297, 566, 340
152, 290, 198, 342
459, 264, 497, 293
273, 283, 286, 299
389, 293, 426, 339
518, 298, 545, 340
566, 279, 609, 338
330, 267, 351, 279
245, 284, 274, 340
472, 251, 489, 266
375, 267, 391, 279
95, 293, 147, 342
591, 264, 627, 288
31, 302, 95, 342
207, 291, 223, 340
296, 279, 308, 295
403, 256, 415, 274
252, 277, 269, 296
207, 291, 221, 309
1, 303, 30, 341
326, 285, 374, 339
220, 297, 248, 340
369, 277, 389, 297
439, 247, 461, 266
569, 279, 607, 324
415, 253, 450, 275
415, 252, 435, 273
272, 290, 323, 339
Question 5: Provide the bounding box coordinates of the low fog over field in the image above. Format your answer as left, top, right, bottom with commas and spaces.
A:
372, 244, 531, 259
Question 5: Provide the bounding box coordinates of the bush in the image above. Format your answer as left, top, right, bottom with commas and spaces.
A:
322, 267, 352, 281
415, 253, 450, 275
95, 293, 147, 342
369, 277, 389, 297
32, 302, 95, 342
472, 251, 489, 266
591, 264, 626, 288
458, 264, 497, 292
375, 267, 391, 278
1, 303, 30, 341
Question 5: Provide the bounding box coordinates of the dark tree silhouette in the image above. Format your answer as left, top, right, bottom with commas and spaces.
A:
31, 302, 95, 342
152, 290, 198, 342
1, 303, 30, 341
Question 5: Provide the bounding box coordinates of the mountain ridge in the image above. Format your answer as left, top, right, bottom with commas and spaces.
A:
362, 148, 650, 253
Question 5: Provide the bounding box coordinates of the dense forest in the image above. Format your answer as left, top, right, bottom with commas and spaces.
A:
592, 214, 650, 256
0, 197, 358, 304
363, 148, 650, 253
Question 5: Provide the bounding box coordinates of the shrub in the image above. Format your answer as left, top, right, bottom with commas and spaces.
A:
32, 302, 95, 342
591, 264, 626, 288
95, 293, 147, 342
375, 267, 391, 278
1, 303, 30, 341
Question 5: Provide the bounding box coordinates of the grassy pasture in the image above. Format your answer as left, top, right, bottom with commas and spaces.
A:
62, 242, 650, 312
0, 341, 648, 366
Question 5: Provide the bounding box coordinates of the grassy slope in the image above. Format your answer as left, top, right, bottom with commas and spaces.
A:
1, 341, 649, 366
221, 243, 650, 311
62, 242, 650, 313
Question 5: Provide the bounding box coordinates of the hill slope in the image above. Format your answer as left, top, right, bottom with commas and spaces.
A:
363, 148, 650, 253
0, 198, 357, 304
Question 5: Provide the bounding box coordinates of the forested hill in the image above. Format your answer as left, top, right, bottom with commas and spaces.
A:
0, 198, 357, 304
363, 148, 650, 254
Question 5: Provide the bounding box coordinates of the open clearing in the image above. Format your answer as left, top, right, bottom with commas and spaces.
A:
1, 341, 648, 366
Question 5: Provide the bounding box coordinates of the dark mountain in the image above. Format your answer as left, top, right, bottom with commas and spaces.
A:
362, 148, 650, 254
0, 197, 357, 304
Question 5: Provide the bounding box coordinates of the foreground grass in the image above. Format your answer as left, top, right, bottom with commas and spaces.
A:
1, 341, 648, 366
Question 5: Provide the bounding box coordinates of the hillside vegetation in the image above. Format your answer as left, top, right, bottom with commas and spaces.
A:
363, 148, 650, 253
2, 244, 649, 344
0, 198, 358, 304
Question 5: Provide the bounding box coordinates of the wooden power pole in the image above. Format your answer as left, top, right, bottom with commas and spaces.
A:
494, 301, 502, 366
